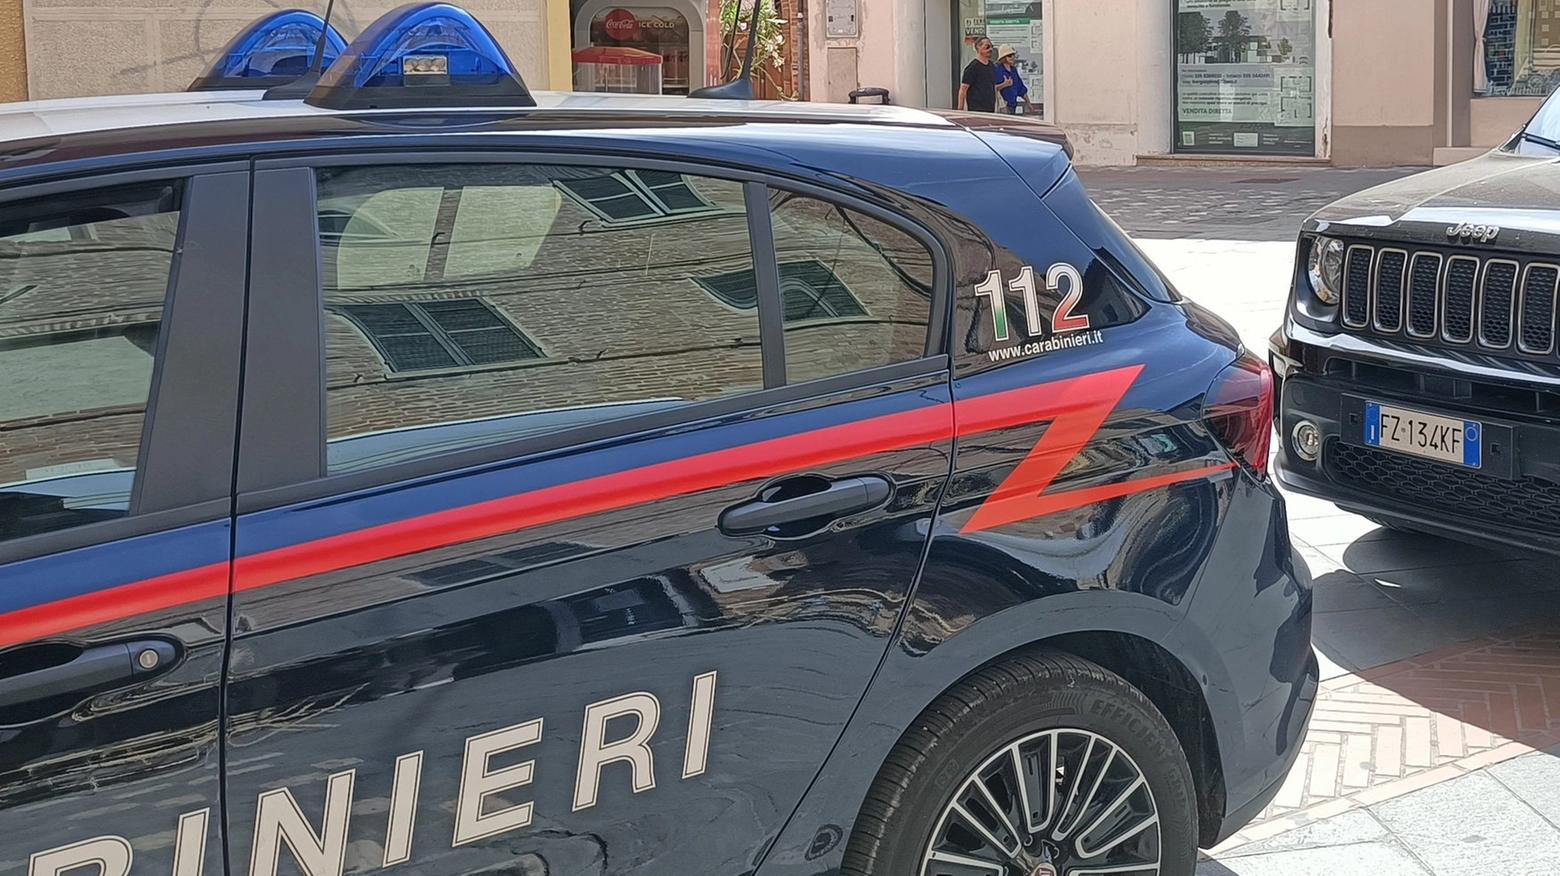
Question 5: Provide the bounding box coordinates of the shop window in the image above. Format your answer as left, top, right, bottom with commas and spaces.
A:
1481, 0, 1560, 96
1172, 0, 1316, 156
956, 0, 1045, 115
582, 7, 692, 94
334, 301, 543, 373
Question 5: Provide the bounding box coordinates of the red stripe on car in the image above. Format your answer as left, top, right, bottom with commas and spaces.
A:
6, 364, 1241, 644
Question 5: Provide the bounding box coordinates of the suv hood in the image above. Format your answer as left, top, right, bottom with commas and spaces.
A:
1312, 150, 1560, 242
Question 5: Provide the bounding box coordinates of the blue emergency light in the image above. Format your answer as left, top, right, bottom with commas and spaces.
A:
306, 3, 534, 109
188, 10, 348, 91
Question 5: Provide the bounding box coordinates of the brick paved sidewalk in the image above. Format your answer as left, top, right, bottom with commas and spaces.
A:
1213, 621, 1560, 855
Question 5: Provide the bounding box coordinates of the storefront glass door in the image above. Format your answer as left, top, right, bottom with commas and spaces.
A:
955, 0, 1043, 115
583, 6, 692, 93
1173, 0, 1315, 155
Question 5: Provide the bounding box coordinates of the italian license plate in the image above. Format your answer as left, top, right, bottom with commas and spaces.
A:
1365, 402, 1482, 468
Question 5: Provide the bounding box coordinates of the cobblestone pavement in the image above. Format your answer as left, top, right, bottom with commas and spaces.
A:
1076, 166, 1426, 241
1086, 167, 1560, 875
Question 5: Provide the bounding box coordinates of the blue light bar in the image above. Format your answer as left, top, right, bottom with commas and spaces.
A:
188, 10, 348, 91
306, 3, 534, 109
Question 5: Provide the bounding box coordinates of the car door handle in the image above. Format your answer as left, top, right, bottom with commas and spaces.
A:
719, 475, 893, 537
0, 640, 178, 710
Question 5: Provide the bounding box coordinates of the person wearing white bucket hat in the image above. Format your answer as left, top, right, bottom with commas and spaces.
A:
995, 43, 1029, 114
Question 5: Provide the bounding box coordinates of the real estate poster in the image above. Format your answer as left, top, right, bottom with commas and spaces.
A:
1174, 0, 1315, 154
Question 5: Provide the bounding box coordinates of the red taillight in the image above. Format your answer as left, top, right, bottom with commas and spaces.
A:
1205, 351, 1274, 474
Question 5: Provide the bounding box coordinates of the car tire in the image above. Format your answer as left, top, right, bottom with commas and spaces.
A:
841, 651, 1199, 876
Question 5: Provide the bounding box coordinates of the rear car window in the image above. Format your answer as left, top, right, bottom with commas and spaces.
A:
1042, 171, 1180, 303
766, 190, 936, 383
315, 164, 764, 474
0, 184, 181, 542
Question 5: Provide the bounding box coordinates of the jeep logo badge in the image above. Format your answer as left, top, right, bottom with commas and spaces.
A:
1448, 222, 1500, 243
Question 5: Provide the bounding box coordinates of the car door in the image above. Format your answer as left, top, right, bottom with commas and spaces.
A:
0, 167, 248, 876
222, 154, 954, 876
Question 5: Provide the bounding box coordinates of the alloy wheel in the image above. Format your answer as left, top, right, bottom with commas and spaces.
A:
920, 728, 1161, 876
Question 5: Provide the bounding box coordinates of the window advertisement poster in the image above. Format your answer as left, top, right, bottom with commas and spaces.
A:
1174, 0, 1315, 155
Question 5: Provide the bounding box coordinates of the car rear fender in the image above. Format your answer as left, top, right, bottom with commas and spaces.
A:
751, 587, 1249, 873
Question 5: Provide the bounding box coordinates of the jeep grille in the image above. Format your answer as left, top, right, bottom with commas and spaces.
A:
1337, 242, 1560, 358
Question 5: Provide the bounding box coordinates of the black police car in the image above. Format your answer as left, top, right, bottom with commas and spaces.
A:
1273, 87, 1560, 555
0, 6, 1314, 876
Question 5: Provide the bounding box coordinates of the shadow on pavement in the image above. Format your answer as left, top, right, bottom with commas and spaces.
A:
1307, 528, 1560, 744
1235, 504, 1560, 835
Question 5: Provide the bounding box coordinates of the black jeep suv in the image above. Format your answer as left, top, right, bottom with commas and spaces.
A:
1273, 87, 1560, 553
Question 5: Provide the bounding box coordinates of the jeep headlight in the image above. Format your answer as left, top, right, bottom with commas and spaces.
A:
1306, 236, 1345, 305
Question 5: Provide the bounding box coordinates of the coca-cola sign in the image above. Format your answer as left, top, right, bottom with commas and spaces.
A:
603, 9, 641, 41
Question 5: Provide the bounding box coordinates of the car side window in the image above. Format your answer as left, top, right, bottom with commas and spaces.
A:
316, 164, 764, 474
0, 183, 182, 543
766, 189, 935, 383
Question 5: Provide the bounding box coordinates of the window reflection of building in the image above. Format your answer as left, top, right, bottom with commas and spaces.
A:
769, 190, 933, 384
696, 259, 869, 319
332, 300, 542, 373
556, 170, 717, 221
318, 165, 933, 476
320, 168, 761, 468
0, 192, 179, 541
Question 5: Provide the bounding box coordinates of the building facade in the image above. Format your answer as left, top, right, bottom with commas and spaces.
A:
5, 0, 560, 101
812, 0, 1556, 165
0, 0, 1552, 167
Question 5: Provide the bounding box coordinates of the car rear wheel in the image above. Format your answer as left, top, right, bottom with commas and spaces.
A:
842, 651, 1198, 876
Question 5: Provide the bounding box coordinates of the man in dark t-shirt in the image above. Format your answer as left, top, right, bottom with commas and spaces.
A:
959, 37, 997, 112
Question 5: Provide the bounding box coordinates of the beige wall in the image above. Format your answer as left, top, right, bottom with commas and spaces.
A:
1471, 95, 1541, 146
1041, 0, 1171, 165
1328, 0, 1438, 165
1328, 0, 1542, 165
7, 0, 1536, 167
1331, 1, 1437, 128
0, 0, 24, 102
813, 0, 1537, 167
808, 0, 921, 107
22, 0, 547, 100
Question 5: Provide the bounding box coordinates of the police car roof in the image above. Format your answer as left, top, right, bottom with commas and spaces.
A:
0, 88, 1072, 195
0, 89, 968, 142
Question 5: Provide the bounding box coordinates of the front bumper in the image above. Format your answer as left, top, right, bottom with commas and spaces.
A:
1271, 321, 1560, 555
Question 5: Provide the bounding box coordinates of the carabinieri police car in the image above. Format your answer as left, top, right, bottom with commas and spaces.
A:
0, 5, 1314, 876
1272, 86, 1560, 556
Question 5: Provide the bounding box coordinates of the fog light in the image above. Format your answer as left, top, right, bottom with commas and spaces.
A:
1292, 420, 1322, 462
